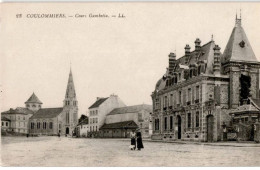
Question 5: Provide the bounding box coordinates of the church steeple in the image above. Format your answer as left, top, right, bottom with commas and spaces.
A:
63, 67, 77, 107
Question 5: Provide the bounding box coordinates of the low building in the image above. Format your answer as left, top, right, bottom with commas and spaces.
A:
1, 116, 11, 132
103, 104, 153, 138
88, 94, 126, 137
1, 107, 34, 134
99, 121, 138, 138
76, 118, 89, 137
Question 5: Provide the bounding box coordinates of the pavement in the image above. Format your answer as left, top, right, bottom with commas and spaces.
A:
114, 138, 260, 147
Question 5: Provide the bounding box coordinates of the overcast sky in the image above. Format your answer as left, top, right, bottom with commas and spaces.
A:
1, 2, 260, 116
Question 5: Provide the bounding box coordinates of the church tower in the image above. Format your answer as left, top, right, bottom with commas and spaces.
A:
63, 67, 78, 135
222, 13, 260, 108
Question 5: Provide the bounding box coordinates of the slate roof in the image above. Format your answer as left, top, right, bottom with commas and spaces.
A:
30, 108, 63, 119
107, 104, 152, 116
88, 98, 108, 109
100, 121, 138, 129
25, 93, 43, 104
1, 116, 11, 121
222, 19, 259, 63
1, 107, 34, 115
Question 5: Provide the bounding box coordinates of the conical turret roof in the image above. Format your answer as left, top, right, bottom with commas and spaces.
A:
222, 17, 258, 63
25, 92, 42, 104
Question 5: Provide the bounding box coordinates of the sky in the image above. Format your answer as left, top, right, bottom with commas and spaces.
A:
1, 2, 260, 117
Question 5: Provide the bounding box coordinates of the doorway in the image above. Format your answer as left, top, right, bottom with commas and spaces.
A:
177, 115, 182, 139
207, 115, 214, 142
66, 127, 69, 135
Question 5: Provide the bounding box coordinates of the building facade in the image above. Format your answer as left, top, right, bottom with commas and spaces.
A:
1, 107, 34, 134
88, 94, 126, 136
28, 68, 78, 136
103, 104, 153, 138
151, 15, 260, 142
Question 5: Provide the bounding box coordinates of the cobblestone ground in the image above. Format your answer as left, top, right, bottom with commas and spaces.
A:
1, 136, 260, 166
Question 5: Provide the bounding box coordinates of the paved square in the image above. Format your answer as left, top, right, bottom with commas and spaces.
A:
1, 136, 260, 166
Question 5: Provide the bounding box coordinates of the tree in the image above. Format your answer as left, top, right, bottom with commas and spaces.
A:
78, 114, 88, 123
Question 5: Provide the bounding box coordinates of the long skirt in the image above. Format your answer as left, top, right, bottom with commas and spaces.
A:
136, 137, 144, 149
131, 138, 136, 146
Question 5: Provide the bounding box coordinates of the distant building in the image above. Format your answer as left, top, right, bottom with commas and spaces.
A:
101, 104, 153, 138
75, 118, 89, 137
1, 107, 34, 134
151, 15, 260, 142
1, 116, 11, 132
29, 68, 78, 136
99, 121, 138, 138
88, 94, 126, 136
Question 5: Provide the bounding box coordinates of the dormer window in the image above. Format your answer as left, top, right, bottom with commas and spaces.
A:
239, 40, 245, 48
32, 104, 36, 108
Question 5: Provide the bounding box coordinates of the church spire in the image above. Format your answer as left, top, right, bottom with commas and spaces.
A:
65, 67, 76, 99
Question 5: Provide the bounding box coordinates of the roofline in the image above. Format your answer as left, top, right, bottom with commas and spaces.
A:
176, 40, 214, 61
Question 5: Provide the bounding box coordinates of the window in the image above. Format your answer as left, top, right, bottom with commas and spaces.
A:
164, 117, 167, 130
179, 91, 182, 104
90, 126, 92, 131
138, 113, 143, 121
155, 119, 160, 131
198, 65, 201, 75
66, 112, 70, 124
96, 118, 98, 123
196, 112, 199, 127
170, 94, 173, 107
59, 124, 61, 129
196, 86, 200, 100
170, 116, 173, 129
96, 126, 98, 131
18, 116, 20, 120
188, 88, 191, 102
187, 113, 191, 128
2, 122, 4, 126
23, 116, 25, 120
31, 122, 35, 129
43, 122, 47, 129
6, 122, 8, 126
32, 104, 36, 107
37, 122, 41, 129
49, 122, 53, 129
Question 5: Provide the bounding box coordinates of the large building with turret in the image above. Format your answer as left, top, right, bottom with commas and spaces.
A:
151, 15, 260, 142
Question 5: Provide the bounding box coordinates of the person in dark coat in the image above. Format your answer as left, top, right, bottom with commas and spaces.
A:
136, 131, 144, 150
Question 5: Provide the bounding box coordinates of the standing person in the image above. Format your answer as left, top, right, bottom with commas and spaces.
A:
129, 131, 136, 150
136, 130, 144, 151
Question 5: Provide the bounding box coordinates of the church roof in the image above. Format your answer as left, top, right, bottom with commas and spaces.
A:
30, 108, 63, 119
107, 104, 152, 116
88, 97, 108, 109
222, 17, 258, 63
25, 93, 42, 104
100, 121, 138, 129
1, 107, 34, 115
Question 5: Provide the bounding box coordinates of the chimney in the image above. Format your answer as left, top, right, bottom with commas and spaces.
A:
168, 52, 176, 74
213, 45, 221, 75
184, 44, 191, 64
194, 38, 201, 52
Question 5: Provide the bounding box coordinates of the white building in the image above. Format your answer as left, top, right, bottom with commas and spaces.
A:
88, 94, 126, 136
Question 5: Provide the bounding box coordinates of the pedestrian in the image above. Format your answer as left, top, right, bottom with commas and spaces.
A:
136, 130, 144, 151
129, 131, 136, 150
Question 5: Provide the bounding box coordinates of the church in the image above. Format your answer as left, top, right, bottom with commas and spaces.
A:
151, 14, 260, 142
28, 68, 78, 136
